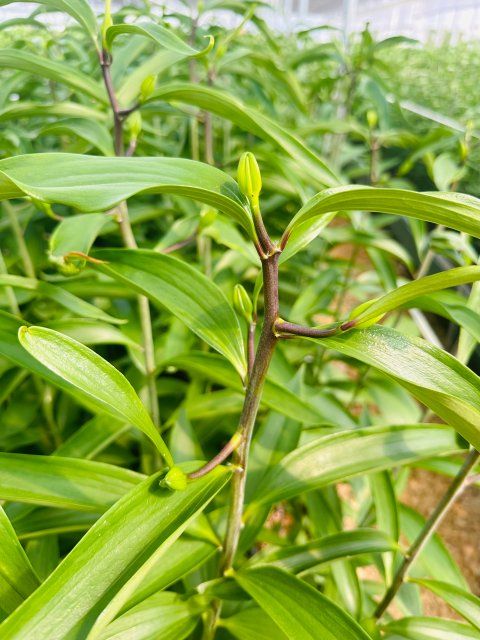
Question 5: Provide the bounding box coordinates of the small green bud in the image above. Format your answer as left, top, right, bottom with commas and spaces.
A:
48, 254, 83, 276
366, 109, 378, 129
126, 111, 142, 142
140, 75, 156, 102
233, 284, 253, 323
459, 140, 469, 163
237, 152, 262, 209
161, 466, 187, 491
101, 0, 113, 51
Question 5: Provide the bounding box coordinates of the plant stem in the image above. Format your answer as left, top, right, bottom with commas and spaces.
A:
0, 248, 20, 315
99, 51, 160, 428
4, 201, 35, 278
374, 446, 479, 619
247, 319, 256, 375
203, 252, 280, 638
275, 320, 340, 338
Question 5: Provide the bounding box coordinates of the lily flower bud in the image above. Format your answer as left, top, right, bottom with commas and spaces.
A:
126, 111, 142, 142
366, 109, 378, 129
233, 284, 253, 323
160, 466, 187, 491
237, 152, 262, 210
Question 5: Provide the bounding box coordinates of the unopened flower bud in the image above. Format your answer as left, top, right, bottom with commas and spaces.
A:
237, 152, 262, 209
126, 111, 142, 142
140, 75, 156, 103
366, 109, 378, 129
101, 0, 113, 51
160, 466, 187, 491
233, 284, 253, 323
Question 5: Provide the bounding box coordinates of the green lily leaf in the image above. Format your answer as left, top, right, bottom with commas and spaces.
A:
0, 154, 255, 238
252, 425, 459, 505
0, 453, 142, 511
322, 326, 480, 450
410, 579, 480, 631
234, 565, 371, 640
0, 506, 40, 615
91, 249, 247, 380
282, 186, 480, 261
18, 326, 174, 466
347, 266, 480, 327
0, 466, 230, 640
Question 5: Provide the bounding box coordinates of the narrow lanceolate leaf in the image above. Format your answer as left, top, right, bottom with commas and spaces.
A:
252, 425, 459, 505
348, 266, 480, 326
0, 506, 39, 615
18, 326, 174, 465
382, 616, 480, 640
234, 566, 371, 640
281, 186, 480, 260
105, 22, 213, 58
0, 466, 231, 640
0, 275, 124, 324
0, 0, 98, 42
0, 453, 142, 511
0, 50, 106, 103
97, 592, 204, 640
256, 529, 398, 574
410, 579, 480, 630
0, 154, 255, 238
322, 326, 480, 450
147, 83, 340, 188
92, 249, 247, 380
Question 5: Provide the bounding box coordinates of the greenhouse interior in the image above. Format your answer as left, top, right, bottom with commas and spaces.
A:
0, 1, 480, 639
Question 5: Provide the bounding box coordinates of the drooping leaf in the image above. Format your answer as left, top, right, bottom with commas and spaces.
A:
252, 425, 460, 505
91, 249, 247, 380
0, 153, 255, 237
0, 453, 142, 511
18, 326, 173, 465
0, 506, 40, 615
234, 565, 371, 640
147, 83, 340, 188
105, 22, 213, 58
282, 186, 480, 261
0, 50, 106, 103
0, 466, 230, 640
322, 326, 480, 450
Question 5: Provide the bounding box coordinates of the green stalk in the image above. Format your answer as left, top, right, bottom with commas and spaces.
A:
374, 447, 479, 619
99, 48, 160, 429
4, 200, 35, 278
